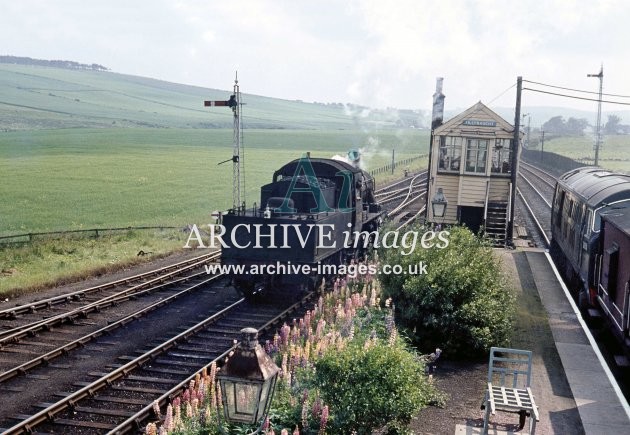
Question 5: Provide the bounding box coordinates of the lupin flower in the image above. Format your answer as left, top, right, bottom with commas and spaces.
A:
145, 422, 157, 435
281, 429, 289, 435
319, 405, 329, 435
163, 404, 174, 432
293, 426, 300, 435
301, 399, 309, 429
311, 395, 322, 419
152, 400, 161, 419
158, 426, 167, 435
388, 325, 398, 346
280, 323, 291, 346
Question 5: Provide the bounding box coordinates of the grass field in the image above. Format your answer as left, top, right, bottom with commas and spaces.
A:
0, 127, 429, 237
0, 229, 187, 297
536, 134, 630, 173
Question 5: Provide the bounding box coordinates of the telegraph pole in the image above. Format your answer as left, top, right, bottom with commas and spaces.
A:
509, 76, 522, 245
587, 65, 603, 166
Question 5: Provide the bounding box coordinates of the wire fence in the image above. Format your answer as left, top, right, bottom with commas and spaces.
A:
368, 154, 427, 176
0, 226, 181, 245
2, 155, 428, 245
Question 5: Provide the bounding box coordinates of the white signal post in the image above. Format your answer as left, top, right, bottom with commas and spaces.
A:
204, 73, 245, 213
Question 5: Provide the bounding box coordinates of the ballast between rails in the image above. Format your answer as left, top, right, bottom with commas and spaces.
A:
0, 272, 225, 384
2, 293, 245, 435
108, 294, 315, 435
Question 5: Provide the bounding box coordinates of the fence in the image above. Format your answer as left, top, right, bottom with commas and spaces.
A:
0, 226, 180, 245
369, 154, 427, 176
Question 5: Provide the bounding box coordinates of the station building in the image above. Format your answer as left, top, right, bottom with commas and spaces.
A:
426, 102, 522, 244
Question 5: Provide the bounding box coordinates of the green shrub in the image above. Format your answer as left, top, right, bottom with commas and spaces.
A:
313, 340, 436, 434
379, 225, 515, 358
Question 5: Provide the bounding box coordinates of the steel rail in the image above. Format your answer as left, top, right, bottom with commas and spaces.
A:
374, 170, 427, 195
520, 162, 557, 190
107, 292, 316, 434
518, 174, 552, 208
0, 254, 219, 346
0, 251, 219, 320
386, 173, 425, 218
395, 205, 427, 231
0, 273, 224, 384
516, 187, 551, 247
2, 296, 247, 435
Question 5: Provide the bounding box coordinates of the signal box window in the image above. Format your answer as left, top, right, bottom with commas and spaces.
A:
465, 139, 488, 174
491, 139, 512, 174
438, 136, 462, 172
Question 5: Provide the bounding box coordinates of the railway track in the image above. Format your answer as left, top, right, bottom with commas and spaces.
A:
2, 289, 312, 434
517, 163, 554, 246
375, 171, 428, 227
0, 171, 428, 433
0, 253, 220, 381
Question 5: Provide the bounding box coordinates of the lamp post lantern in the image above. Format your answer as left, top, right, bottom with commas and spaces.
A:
431, 187, 448, 220
217, 327, 280, 433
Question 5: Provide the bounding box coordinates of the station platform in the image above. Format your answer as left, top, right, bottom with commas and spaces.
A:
457, 249, 630, 434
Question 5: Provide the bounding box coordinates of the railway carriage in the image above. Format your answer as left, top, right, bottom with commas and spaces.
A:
550, 167, 630, 306
597, 210, 630, 347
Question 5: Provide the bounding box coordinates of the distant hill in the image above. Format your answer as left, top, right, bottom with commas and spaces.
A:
445, 106, 630, 128
0, 62, 426, 131
0, 55, 108, 71
4, 59, 626, 132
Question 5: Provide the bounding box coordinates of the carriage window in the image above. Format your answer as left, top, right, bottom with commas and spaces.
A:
601, 244, 619, 298
491, 139, 512, 174
465, 139, 488, 173
438, 136, 462, 172
555, 191, 565, 228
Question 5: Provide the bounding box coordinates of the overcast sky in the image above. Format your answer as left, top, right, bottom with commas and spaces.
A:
2, 0, 629, 113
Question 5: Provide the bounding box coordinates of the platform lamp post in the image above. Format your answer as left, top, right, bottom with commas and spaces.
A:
431, 188, 448, 224
217, 327, 280, 434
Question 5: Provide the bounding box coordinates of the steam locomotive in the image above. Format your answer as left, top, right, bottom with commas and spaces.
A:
220, 154, 382, 298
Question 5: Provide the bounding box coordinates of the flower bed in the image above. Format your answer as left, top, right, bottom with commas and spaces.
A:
145, 269, 443, 435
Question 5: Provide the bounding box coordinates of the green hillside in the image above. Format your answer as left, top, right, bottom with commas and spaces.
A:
0, 63, 418, 131
0, 63, 429, 237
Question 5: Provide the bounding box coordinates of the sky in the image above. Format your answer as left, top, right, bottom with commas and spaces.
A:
2, 0, 630, 113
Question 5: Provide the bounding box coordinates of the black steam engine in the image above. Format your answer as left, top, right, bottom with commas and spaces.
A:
220, 156, 382, 297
